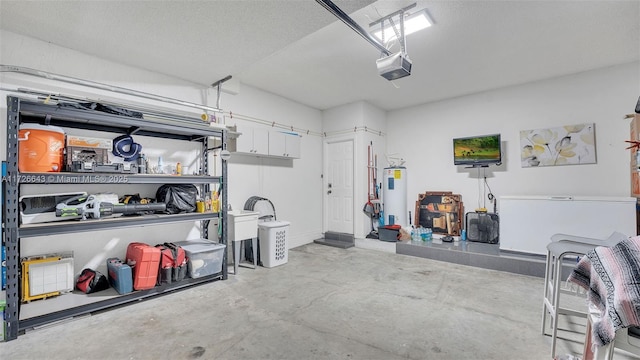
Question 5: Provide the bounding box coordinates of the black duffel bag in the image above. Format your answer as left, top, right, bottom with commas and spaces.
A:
156, 184, 198, 214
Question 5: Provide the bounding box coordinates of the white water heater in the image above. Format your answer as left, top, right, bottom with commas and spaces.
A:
383, 166, 407, 226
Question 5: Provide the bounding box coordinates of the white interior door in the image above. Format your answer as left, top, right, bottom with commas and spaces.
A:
325, 139, 354, 234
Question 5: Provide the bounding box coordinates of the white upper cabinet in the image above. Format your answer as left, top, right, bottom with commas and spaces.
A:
234, 125, 269, 155
231, 125, 300, 159
268, 131, 300, 159
253, 127, 270, 155
284, 132, 301, 158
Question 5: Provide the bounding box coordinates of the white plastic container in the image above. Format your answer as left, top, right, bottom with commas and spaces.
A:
258, 221, 290, 268
173, 239, 226, 278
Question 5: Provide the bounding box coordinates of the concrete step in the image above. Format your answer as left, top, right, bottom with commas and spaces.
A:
314, 232, 355, 249
396, 239, 546, 277
314, 238, 355, 249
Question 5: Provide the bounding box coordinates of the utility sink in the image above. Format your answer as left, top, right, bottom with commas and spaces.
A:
228, 210, 259, 242
228, 210, 260, 274
228, 210, 259, 216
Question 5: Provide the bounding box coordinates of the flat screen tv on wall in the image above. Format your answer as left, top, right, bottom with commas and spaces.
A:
453, 133, 502, 167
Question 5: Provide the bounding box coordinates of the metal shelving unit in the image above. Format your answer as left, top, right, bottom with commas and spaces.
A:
19, 212, 221, 237
2, 95, 228, 341
15, 172, 221, 185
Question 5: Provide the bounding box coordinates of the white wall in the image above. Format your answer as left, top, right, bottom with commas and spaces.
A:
220, 85, 324, 248
0, 30, 323, 276
361, 102, 387, 232
386, 62, 640, 220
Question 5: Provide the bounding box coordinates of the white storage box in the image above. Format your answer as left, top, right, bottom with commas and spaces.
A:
174, 239, 226, 278
258, 221, 290, 268
21, 255, 74, 302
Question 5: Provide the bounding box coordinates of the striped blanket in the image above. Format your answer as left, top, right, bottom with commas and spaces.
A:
568, 236, 640, 346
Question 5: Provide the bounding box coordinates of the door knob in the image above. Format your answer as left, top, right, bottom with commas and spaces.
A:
327, 190, 332, 194
328, 183, 332, 188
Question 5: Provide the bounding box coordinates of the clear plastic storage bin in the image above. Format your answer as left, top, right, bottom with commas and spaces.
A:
174, 239, 226, 278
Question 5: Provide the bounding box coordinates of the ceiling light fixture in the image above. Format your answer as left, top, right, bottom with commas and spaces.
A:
371, 8, 432, 43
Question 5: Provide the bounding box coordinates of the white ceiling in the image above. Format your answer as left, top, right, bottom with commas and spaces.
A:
1, 0, 638, 111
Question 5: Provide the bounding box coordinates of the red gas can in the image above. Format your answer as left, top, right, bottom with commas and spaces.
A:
126, 242, 161, 290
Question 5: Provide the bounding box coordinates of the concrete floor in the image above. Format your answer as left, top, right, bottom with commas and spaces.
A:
0, 243, 638, 359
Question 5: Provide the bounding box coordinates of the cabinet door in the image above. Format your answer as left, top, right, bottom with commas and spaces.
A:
285, 134, 301, 158
268, 131, 287, 157
253, 127, 269, 155
268, 131, 300, 158
235, 125, 254, 154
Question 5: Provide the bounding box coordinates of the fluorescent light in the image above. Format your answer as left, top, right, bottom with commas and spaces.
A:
372, 9, 432, 43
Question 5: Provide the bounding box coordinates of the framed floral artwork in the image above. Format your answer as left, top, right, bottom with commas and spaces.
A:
520, 123, 596, 167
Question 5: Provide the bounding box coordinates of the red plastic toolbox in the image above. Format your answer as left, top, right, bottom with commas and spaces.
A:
125, 242, 161, 290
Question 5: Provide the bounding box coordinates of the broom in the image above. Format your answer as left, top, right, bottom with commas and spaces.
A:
363, 144, 375, 216
363, 144, 378, 239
